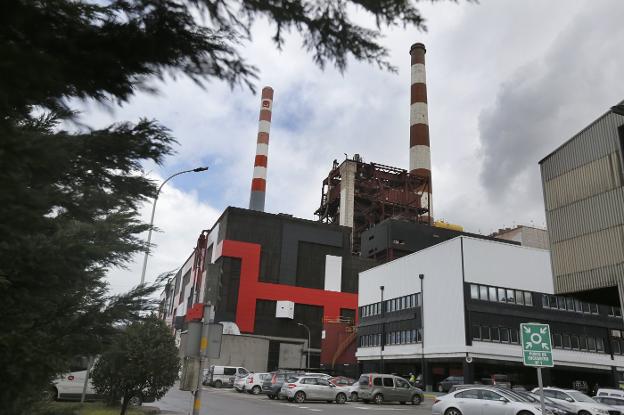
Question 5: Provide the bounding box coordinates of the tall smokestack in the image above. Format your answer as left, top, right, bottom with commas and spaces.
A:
409, 43, 432, 222
249, 86, 273, 212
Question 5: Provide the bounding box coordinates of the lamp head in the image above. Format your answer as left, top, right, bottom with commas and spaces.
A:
193, 166, 209, 172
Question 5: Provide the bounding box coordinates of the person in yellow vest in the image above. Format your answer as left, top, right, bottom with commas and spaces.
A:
409, 373, 416, 384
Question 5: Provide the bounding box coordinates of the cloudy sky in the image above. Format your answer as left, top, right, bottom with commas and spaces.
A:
82, 0, 624, 294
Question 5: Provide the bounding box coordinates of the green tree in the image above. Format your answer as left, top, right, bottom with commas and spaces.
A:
0, 0, 444, 413
91, 316, 180, 415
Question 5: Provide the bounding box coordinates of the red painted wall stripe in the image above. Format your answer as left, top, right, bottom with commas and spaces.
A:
251, 178, 266, 191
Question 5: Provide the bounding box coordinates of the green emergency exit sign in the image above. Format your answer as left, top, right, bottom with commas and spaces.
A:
521, 323, 554, 367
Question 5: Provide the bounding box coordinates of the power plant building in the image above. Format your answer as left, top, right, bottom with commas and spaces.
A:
539, 103, 624, 306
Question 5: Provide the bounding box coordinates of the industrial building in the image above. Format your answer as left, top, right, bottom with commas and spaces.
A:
315, 43, 434, 254
356, 236, 624, 390
159, 207, 375, 371
539, 102, 624, 306
490, 225, 550, 250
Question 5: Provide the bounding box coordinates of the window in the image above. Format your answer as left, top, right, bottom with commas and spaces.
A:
515, 290, 524, 305
557, 297, 566, 310
417, 328, 423, 342
223, 368, 236, 376
553, 334, 562, 348
506, 289, 515, 304
542, 295, 550, 308
575, 299, 582, 313
582, 302, 590, 313
489, 287, 497, 302
318, 378, 329, 386
481, 326, 491, 341
491, 327, 500, 342
591, 303, 599, 314
580, 336, 588, 350
396, 378, 409, 388
456, 390, 480, 399
373, 377, 382, 386
481, 390, 503, 401
562, 334, 571, 349
480, 286, 489, 301
566, 297, 575, 311
571, 335, 579, 350
472, 325, 481, 340
588, 337, 596, 351
383, 377, 394, 387
613, 339, 622, 355
524, 292, 533, 306
500, 328, 510, 343
511, 329, 519, 344
498, 288, 506, 303
597, 337, 605, 353
358, 375, 370, 386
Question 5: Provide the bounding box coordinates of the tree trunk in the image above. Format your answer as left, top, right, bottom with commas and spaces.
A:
120, 394, 129, 415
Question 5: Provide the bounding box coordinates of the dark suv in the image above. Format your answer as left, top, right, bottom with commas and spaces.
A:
437, 376, 464, 393
261, 371, 297, 400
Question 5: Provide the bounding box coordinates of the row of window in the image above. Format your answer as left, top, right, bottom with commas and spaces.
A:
542, 295, 600, 315
552, 332, 605, 354
359, 329, 423, 348
360, 293, 421, 318
472, 325, 520, 344
359, 334, 382, 348
386, 329, 422, 346
470, 284, 533, 307
609, 306, 623, 318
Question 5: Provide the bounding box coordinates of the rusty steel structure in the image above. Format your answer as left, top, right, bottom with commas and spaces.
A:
315, 157, 431, 254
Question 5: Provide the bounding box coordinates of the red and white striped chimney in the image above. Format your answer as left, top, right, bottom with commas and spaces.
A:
409, 43, 432, 223
249, 86, 273, 212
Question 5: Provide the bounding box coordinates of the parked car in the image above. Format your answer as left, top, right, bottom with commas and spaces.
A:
597, 389, 624, 399
330, 376, 356, 387
595, 396, 624, 412
481, 374, 512, 389
233, 374, 249, 393
262, 371, 297, 400
49, 358, 153, 405
280, 376, 349, 404
432, 386, 553, 415
245, 372, 271, 395
504, 389, 576, 415
204, 365, 249, 388
349, 381, 361, 402
532, 387, 618, 415
438, 376, 465, 393
356, 373, 424, 405
448, 384, 483, 394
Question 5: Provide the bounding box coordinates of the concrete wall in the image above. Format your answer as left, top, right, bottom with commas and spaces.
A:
209, 334, 270, 373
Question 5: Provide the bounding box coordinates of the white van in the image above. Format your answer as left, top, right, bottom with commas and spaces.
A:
204, 365, 249, 388
596, 388, 624, 398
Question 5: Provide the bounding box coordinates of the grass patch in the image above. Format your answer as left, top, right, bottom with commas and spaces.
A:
32, 401, 157, 415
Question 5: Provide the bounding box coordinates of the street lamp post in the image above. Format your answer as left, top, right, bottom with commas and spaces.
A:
297, 322, 311, 369
380, 285, 385, 373
419, 274, 426, 391
139, 166, 209, 285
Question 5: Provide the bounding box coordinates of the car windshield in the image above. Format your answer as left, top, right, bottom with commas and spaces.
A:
286, 377, 299, 383
568, 391, 596, 403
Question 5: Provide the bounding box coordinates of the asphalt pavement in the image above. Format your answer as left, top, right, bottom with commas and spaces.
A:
154, 385, 435, 415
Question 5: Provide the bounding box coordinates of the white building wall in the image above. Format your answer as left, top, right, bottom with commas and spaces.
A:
462, 237, 554, 293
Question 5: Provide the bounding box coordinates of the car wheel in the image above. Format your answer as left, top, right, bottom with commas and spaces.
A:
444, 408, 463, 415
42, 387, 57, 402
350, 392, 358, 401
373, 393, 384, 405
214, 380, 222, 388
128, 395, 142, 406
578, 412, 591, 415
412, 394, 422, 405
294, 391, 306, 404
336, 393, 347, 404
251, 386, 261, 395
438, 384, 444, 393
268, 394, 276, 400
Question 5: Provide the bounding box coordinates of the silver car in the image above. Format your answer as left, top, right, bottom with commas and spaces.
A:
432, 386, 553, 415
356, 373, 424, 405
280, 376, 349, 404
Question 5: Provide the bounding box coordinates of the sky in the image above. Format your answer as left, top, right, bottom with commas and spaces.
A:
80, 0, 624, 294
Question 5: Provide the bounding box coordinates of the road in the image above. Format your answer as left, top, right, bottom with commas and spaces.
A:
154, 386, 435, 415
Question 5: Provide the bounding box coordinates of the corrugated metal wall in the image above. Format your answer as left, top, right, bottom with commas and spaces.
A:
540, 110, 624, 294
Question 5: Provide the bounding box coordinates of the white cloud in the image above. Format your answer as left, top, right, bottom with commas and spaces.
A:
93, 0, 624, 292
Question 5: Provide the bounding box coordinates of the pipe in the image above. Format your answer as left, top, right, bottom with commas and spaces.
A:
249, 86, 274, 211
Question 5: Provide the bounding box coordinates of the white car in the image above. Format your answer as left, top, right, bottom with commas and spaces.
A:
597, 389, 624, 399
348, 381, 361, 401
280, 376, 349, 404
432, 386, 553, 415
50, 369, 148, 406
245, 372, 271, 395
533, 387, 617, 415
233, 375, 249, 393
595, 395, 624, 412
